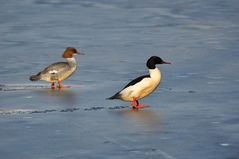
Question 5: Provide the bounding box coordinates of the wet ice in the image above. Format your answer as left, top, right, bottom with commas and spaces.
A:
1, 0, 239, 159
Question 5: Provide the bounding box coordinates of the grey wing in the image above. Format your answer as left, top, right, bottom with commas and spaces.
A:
41, 62, 70, 80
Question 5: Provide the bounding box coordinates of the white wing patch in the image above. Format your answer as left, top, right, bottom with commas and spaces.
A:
49, 70, 58, 74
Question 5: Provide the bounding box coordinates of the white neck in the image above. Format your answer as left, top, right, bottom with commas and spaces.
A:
149, 67, 161, 82
66, 57, 77, 66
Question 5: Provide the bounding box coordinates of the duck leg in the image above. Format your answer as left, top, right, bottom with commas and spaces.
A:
131, 97, 149, 109
57, 80, 70, 89
51, 82, 56, 89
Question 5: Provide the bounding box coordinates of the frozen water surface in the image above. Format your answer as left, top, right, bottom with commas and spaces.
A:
0, 0, 239, 159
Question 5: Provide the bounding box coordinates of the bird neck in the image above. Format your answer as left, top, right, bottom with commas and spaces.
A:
66, 57, 77, 67
149, 67, 161, 82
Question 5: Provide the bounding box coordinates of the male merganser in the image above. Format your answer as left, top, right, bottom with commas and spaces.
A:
30, 47, 83, 89
107, 56, 171, 109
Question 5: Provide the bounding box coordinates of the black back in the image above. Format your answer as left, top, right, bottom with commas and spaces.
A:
123, 75, 150, 89
107, 74, 150, 100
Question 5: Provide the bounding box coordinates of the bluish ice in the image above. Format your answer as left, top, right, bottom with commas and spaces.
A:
0, 0, 239, 159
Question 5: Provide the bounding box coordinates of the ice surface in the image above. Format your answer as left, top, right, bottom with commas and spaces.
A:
0, 0, 239, 159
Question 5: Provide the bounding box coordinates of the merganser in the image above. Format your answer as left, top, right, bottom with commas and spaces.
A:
107, 56, 171, 109
30, 47, 83, 89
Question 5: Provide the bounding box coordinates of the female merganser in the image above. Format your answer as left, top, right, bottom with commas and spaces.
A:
30, 47, 83, 89
107, 56, 171, 109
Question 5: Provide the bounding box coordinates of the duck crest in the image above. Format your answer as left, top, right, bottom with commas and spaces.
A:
62, 47, 78, 58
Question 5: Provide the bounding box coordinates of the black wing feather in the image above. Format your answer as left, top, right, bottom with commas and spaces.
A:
107, 74, 150, 100
123, 75, 150, 89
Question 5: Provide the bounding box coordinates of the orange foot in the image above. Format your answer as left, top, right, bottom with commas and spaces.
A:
131, 97, 150, 109
57, 85, 71, 89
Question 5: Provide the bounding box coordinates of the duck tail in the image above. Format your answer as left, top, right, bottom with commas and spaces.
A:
29, 72, 41, 81
106, 92, 121, 100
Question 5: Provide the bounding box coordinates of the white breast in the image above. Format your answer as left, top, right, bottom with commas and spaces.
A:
66, 57, 77, 67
